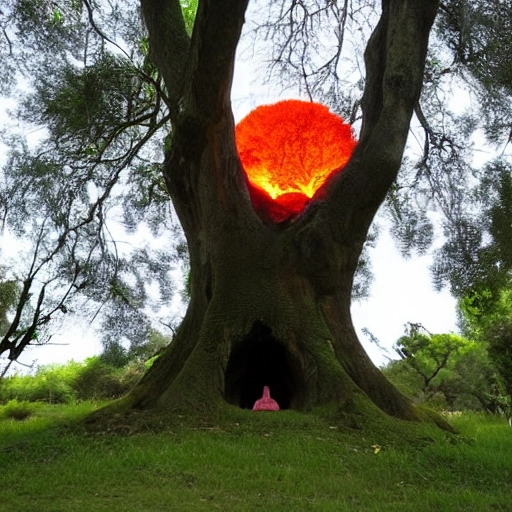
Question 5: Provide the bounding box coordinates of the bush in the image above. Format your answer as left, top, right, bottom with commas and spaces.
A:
0, 356, 147, 405
73, 357, 135, 400
0, 367, 76, 404
0, 399, 36, 420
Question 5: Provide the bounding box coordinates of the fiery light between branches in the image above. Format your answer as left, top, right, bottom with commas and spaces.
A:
236, 100, 357, 222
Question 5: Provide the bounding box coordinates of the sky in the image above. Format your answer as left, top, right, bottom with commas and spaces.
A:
352, 231, 457, 365
2, 8, 461, 372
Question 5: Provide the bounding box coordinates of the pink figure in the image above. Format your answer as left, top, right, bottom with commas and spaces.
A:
252, 386, 280, 411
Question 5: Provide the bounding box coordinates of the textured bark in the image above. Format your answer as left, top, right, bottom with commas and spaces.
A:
125, 0, 441, 422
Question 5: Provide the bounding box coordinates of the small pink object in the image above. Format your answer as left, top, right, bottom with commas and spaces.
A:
252, 386, 280, 411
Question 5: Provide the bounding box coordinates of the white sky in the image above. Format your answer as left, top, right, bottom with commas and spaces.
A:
352, 232, 457, 366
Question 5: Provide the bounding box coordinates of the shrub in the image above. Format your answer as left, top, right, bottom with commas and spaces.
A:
73, 357, 143, 400
1, 399, 36, 420
0, 364, 77, 404
0, 356, 147, 405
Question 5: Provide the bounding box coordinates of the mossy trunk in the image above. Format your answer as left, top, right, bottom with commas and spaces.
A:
125, 165, 417, 420
118, 0, 442, 425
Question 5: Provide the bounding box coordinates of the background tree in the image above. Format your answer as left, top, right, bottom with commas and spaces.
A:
0, 0, 187, 371
370, 0, 512, 411
386, 323, 500, 412
0, 267, 18, 336
430, 0, 512, 412
459, 290, 512, 416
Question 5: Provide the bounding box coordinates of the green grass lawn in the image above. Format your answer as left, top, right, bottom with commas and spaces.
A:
1, 403, 511, 511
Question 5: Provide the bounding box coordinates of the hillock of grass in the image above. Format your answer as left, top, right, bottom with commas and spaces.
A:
0, 402, 511, 512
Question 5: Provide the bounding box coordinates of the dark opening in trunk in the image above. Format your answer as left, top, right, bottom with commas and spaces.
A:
224, 321, 305, 410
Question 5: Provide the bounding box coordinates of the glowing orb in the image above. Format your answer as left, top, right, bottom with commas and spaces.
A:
236, 99, 357, 222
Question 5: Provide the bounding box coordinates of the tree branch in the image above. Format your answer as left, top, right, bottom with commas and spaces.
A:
140, 0, 191, 117
180, 0, 250, 125
324, 0, 439, 239
161, 0, 250, 234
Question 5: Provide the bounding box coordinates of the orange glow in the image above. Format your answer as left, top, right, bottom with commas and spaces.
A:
236, 100, 356, 222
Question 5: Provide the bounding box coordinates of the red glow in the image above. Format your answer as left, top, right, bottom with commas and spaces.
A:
236, 100, 356, 222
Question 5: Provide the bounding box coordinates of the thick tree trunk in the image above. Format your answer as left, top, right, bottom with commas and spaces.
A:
129, 205, 418, 420
124, 119, 419, 420
115, 0, 445, 426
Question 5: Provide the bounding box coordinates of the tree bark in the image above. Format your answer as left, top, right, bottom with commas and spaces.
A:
122, 0, 442, 424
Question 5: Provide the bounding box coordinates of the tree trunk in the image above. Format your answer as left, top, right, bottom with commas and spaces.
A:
113, 0, 445, 426
128, 176, 418, 417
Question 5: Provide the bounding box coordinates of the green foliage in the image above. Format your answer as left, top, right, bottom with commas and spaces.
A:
459, 288, 512, 339
386, 324, 501, 411
460, 288, 512, 411
0, 270, 20, 336
144, 354, 160, 370
382, 361, 426, 402
98, 328, 170, 370
72, 357, 137, 400
386, 1, 512, 281
434, 162, 512, 299
0, 0, 186, 366
485, 321, 512, 398
387, 188, 434, 258
439, 1, 512, 144
0, 363, 78, 404
0, 399, 37, 420
395, 328, 473, 384
126, 328, 170, 362
0, 357, 147, 404
181, 0, 198, 34
99, 341, 131, 369
28, 54, 140, 146
1, 327, 171, 404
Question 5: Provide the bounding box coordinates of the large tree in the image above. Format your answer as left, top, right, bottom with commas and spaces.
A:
112, 0, 442, 423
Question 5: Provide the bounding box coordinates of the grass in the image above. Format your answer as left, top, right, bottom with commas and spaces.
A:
1, 403, 511, 511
